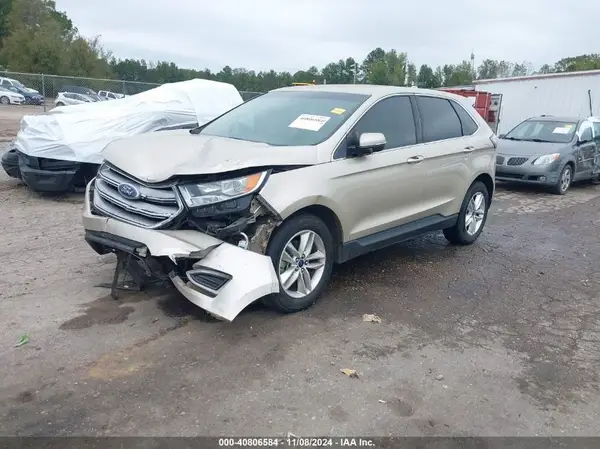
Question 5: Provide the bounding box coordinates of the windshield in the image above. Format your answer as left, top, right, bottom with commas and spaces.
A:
196, 90, 370, 146
504, 119, 577, 143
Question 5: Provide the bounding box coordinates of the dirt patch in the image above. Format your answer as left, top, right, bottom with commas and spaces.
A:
15, 390, 34, 403
0, 105, 43, 140
59, 294, 146, 330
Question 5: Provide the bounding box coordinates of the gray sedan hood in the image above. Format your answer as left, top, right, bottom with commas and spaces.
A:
497, 138, 569, 156
101, 129, 319, 183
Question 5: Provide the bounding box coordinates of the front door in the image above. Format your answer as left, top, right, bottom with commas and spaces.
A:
575, 121, 596, 179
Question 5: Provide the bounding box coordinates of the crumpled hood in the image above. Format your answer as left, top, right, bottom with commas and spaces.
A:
101, 130, 319, 183
497, 139, 570, 157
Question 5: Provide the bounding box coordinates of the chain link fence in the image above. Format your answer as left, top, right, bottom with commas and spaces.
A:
0, 71, 263, 112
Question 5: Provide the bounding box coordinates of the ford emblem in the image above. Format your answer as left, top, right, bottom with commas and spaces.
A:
117, 182, 141, 200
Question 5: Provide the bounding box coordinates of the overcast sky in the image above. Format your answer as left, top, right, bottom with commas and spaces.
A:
55, 0, 597, 73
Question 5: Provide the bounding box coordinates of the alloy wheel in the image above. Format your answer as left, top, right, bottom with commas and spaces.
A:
277, 230, 327, 299
560, 166, 571, 193
465, 192, 486, 236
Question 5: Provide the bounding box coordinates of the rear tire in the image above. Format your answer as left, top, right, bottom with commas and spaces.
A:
264, 214, 334, 313
443, 181, 490, 245
551, 164, 572, 195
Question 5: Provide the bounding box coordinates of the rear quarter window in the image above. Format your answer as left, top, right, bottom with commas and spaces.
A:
450, 100, 478, 136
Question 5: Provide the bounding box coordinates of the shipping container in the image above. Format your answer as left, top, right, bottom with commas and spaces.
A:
474, 69, 600, 135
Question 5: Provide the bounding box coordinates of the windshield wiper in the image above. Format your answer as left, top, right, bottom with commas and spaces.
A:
189, 125, 206, 135
503, 137, 522, 141
522, 138, 554, 143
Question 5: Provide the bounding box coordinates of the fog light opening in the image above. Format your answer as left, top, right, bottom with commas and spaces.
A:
539, 176, 546, 182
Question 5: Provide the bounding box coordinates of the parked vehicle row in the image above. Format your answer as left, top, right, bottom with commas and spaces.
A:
3, 80, 600, 323
0, 76, 39, 94
0, 77, 129, 107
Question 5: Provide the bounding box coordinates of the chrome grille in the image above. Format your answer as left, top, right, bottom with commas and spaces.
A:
507, 157, 528, 166
92, 164, 183, 229
496, 155, 505, 165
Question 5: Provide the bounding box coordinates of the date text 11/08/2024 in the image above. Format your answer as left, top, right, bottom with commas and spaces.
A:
218, 438, 376, 447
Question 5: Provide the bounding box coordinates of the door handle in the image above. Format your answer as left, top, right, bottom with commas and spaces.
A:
463, 146, 476, 153
407, 155, 424, 164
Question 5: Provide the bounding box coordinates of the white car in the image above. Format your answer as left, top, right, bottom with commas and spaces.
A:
0, 86, 25, 105
98, 90, 126, 100
54, 92, 94, 107
0, 77, 39, 94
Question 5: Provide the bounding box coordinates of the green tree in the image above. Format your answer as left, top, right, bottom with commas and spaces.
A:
443, 61, 473, 87
416, 64, 441, 88
406, 62, 417, 86
0, 0, 13, 49
553, 54, 600, 72
537, 64, 554, 74
364, 49, 407, 86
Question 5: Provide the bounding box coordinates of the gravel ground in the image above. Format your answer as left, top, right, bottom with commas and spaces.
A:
0, 105, 44, 140
0, 140, 599, 437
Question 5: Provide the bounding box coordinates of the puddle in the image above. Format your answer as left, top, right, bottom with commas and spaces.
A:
59, 293, 146, 330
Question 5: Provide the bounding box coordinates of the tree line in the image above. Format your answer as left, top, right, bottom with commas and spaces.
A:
2, 0, 600, 93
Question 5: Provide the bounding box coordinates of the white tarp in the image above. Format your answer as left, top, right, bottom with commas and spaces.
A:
13, 78, 244, 164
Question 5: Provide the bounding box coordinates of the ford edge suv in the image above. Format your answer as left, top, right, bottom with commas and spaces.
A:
82, 85, 497, 321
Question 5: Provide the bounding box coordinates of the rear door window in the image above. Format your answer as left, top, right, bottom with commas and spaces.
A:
417, 96, 463, 142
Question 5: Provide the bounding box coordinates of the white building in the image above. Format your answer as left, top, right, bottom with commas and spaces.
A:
474, 69, 600, 134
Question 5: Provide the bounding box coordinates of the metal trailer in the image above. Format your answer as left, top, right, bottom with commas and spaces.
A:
439, 87, 503, 134
474, 69, 600, 135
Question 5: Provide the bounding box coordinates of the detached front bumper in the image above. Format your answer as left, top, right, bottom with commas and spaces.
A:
82, 182, 280, 321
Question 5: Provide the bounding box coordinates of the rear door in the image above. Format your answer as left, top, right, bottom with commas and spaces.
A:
329, 95, 430, 240
414, 95, 490, 218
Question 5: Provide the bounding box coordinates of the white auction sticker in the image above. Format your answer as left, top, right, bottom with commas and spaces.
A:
288, 114, 331, 131
553, 127, 571, 134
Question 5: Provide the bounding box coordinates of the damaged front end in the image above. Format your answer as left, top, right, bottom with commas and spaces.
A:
83, 163, 287, 321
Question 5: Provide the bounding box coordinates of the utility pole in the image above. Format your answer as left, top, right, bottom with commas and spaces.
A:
470, 51, 475, 79
353, 63, 358, 84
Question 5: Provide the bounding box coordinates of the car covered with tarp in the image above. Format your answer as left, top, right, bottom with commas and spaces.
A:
1, 79, 244, 193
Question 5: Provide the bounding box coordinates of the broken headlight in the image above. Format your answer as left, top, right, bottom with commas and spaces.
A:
177, 171, 268, 208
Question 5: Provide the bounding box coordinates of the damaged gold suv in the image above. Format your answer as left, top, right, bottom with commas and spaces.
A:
83, 85, 496, 321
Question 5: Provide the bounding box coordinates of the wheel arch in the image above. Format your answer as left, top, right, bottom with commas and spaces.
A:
276, 204, 344, 263
472, 172, 494, 204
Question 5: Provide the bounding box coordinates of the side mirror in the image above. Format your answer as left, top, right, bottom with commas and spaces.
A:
348, 132, 386, 157
498, 133, 506, 139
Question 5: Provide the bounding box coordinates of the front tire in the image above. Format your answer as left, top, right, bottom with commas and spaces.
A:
443, 181, 490, 245
265, 214, 334, 313
551, 164, 572, 195
0, 96, 9, 105
56, 102, 65, 107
